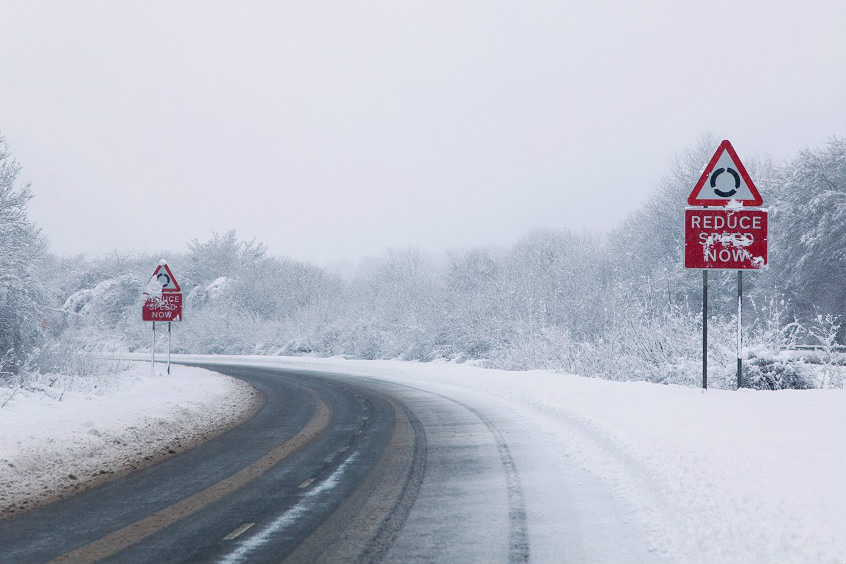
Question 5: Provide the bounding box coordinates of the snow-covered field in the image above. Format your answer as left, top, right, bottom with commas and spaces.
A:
2, 355, 844, 563
0, 362, 259, 518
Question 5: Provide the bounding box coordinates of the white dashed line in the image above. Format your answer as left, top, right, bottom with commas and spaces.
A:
223, 523, 255, 541
298, 478, 315, 489
217, 453, 359, 564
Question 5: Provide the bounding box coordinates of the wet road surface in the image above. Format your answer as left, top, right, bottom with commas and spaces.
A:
0, 363, 528, 564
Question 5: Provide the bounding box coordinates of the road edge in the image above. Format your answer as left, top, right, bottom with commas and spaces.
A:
0, 372, 264, 520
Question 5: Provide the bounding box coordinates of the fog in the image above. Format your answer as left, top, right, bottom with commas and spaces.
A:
1, 0, 843, 263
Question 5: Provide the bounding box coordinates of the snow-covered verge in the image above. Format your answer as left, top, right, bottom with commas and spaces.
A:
175, 355, 846, 564
0, 362, 260, 518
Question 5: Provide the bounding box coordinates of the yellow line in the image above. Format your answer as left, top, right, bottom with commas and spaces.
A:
47, 397, 330, 564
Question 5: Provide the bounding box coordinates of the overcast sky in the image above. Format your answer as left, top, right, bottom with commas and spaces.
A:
1, 1, 843, 265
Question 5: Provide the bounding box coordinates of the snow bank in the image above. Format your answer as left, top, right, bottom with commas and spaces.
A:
0, 362, 259, 518
182, 355, 846, 564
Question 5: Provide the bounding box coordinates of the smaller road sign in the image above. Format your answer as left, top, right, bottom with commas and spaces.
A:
688, 140, 763, 207
142, 261, 183, 321
685, 208, 768, 270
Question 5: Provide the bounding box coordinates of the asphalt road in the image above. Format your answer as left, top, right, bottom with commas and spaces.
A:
0, 363, 529, 564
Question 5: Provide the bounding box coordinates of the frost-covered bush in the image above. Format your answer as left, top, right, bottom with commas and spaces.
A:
62, 274, 143, 329
26, 329, 128, 377
176, 307, 281, 355
489, 325, 578, 372
806, 312, 842, 364
743, 354, 814, 390
1, 328, 130, 397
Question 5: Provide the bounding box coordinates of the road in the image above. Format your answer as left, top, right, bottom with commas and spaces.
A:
0, 362, 529, 564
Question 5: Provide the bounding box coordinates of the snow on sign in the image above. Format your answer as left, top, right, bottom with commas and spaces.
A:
685, 208, 768, 270
687, 140, 763, 206
142, 292, 183, 321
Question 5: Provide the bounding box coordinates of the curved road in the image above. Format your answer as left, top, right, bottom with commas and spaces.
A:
0, 363, 528, 564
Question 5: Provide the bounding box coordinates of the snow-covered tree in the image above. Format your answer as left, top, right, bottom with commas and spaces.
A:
184, 229, 266, 289
442, 247, 509, 359
0, 136, 46, 374
344, 246, 445, 360
235, 256, 340, 321
766, 137, 845, 336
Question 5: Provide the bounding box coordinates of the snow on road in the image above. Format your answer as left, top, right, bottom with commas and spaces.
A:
0, 362, 259, 518
2, 355, 844, 564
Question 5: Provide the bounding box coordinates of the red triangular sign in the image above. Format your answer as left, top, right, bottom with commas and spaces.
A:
688, 140, 763, 206
149, 263, 181, 292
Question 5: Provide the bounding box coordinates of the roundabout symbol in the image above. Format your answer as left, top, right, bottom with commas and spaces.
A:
710, 167, 741, 198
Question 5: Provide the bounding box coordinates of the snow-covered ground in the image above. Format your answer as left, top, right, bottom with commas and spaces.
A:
2, 355, 844, 563
0, 362, 259, 518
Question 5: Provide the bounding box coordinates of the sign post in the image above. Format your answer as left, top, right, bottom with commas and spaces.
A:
151, 319, 156, 378
142, 261, 183, 375
737, 272, 742, 390
684, 140, 767, 389
702, 270, 708, 390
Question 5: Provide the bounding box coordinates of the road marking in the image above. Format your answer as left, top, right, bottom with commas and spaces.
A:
223, 523, 255, 541
217, 453, 359, 564
298, 478, 315, 489
46, 396, 331, 564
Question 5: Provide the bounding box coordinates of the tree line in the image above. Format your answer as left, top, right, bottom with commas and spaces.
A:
2, 134, 844, 389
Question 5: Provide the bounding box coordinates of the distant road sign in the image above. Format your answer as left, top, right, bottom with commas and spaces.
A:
685, 208, 768, 270
688, 140, 763, 207
142, 261, 183, 321
142, 292, 183, 321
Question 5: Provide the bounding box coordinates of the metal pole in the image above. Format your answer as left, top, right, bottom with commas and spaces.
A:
737, 271, 743, 389
167, 322, 172, 375
151, 321, 156, 378
702, 270, 708, 390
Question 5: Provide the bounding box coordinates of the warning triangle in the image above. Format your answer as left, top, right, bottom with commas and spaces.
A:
688, 140, 763, 206
149, 263, 181, 292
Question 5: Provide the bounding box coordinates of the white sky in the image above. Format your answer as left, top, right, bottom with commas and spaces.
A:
1, 1, 844, 265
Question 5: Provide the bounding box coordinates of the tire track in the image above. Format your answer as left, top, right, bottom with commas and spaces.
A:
277, 385, 428, 564
444, 398, 529, 564
355, 400, 427, 564
364, 380, 530, 564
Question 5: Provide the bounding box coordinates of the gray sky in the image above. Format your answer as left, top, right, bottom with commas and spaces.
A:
1, 1, 844, 265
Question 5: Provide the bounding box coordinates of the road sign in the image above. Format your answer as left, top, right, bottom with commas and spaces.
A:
142, 292, 183, 321
149, 263, 181, 292
685, 208, 768, 270
142, 261, 183, 322
687, 140, 763, 207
